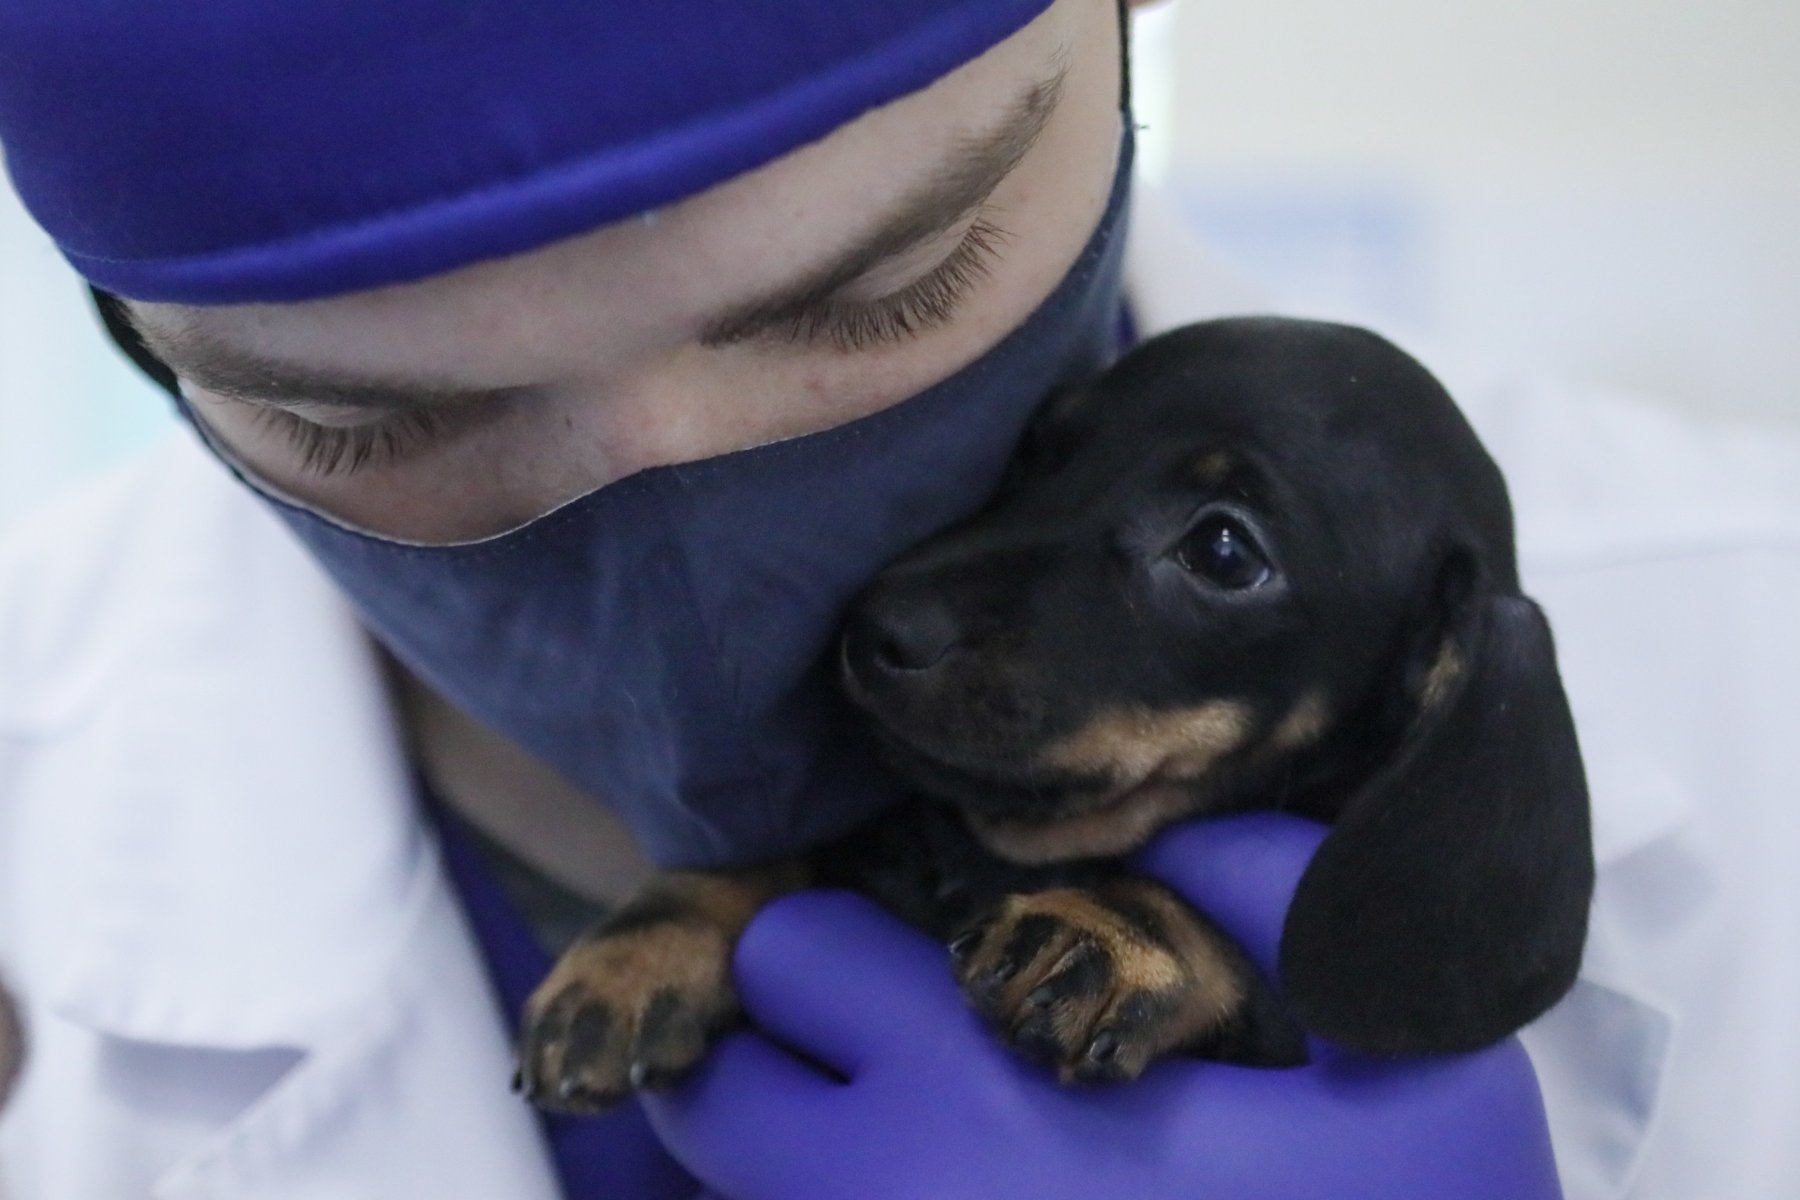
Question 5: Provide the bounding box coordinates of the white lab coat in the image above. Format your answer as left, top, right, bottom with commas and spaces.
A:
3, 187, 1799, 1200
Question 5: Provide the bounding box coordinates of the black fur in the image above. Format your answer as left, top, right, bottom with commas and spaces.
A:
832, 316, 1594, 1059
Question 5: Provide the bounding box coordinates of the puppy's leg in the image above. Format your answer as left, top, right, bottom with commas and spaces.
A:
951, 876, 1306, 1083
516, 862, 808, 1113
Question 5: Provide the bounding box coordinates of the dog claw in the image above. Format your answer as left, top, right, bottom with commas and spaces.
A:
1012, 1021, 1065, 1065
630, 1059, 690, 1092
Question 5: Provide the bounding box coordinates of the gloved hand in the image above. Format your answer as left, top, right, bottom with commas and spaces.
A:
642, 813, 1564, 1200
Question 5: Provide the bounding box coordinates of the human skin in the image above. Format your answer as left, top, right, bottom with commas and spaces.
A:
122, 0, 1140, 901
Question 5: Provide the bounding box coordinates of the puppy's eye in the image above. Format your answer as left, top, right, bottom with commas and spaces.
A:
1174, 513, 1273, 590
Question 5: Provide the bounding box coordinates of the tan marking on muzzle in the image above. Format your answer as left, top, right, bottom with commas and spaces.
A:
1041, 700, 1253, 785
971, 780, 1202, 865
977, 700, 1254, 865
1270, 690, 1331, 750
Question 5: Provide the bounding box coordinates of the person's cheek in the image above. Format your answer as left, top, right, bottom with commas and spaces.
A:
629, 345, 939, 462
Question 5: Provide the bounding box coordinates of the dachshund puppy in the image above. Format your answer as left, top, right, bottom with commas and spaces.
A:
516, 316, 1594, 1110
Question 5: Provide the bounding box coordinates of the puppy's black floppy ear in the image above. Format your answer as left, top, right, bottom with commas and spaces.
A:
1279, 550, 1595, 1054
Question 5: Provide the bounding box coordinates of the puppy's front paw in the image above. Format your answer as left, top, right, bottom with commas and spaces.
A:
951, 881, 1300, 1082
516, 918, 737, 1114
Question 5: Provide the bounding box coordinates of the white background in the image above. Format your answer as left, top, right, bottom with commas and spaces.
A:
1136, 0, 1800, 427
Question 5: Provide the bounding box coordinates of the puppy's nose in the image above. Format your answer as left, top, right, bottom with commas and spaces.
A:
844, 592, 964, 677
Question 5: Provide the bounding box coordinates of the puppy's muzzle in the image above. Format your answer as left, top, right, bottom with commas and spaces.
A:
841, 585, 965, 692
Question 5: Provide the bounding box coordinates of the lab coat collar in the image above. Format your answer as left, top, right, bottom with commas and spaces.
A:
44, 427, 430, 1046
28, 432, 560, 1198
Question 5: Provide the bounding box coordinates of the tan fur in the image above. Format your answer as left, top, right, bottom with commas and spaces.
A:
1421, 641, 1463, 708
974, 701, 1251, 864
1041, 700, 1251, 783
1191, 451, 1234, 486
970, 781, 1201, 864
520, 862, 809, 1106
542, 919, 733, 1006
960, 883, 1248, 1082
541, 864, 807, 999
1270, 689, 1331, 750
994, 889, 1187, 994
523, 918, 737, 1103
1123, 882, 1246, 1029
662, 864, 810, 933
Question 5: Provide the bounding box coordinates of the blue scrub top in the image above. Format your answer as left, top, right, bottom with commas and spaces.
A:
425, 783, 703, 1199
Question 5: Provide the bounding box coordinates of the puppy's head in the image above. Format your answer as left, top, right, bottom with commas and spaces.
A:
841, 316, 1593, 1053
842, 317, 1511, 854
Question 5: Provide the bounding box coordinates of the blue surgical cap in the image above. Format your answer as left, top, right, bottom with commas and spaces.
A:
0, 2, 1054, 304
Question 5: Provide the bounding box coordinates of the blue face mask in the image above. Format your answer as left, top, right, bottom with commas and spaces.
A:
102, 128, 1134, 869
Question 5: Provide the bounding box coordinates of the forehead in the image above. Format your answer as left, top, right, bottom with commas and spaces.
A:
127, 0, 1085, 387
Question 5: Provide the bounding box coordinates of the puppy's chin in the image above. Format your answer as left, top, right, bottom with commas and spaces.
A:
965, 779, 1204, 866
856, 705, 1210, 864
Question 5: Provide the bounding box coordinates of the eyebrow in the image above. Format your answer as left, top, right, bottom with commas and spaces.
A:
126, 54, 1071, 414
125, 307, 539, 412
697, 53, 1069, 346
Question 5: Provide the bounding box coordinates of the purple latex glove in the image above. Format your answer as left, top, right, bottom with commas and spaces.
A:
643, 813, 1563, 1200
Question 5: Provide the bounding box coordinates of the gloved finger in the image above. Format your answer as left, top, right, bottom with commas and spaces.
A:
1132, 812, 1327, 981
730, 889, 974, 1075
640, 1030, 838, 1200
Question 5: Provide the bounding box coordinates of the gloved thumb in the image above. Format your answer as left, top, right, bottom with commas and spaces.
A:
730, 889, 976, 1075
1132, 812, 1327, 982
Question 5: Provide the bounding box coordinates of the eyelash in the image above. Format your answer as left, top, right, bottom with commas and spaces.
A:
256, 216, 1011, 478
251, 404, 448, 478
772, 215, 1012, 352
